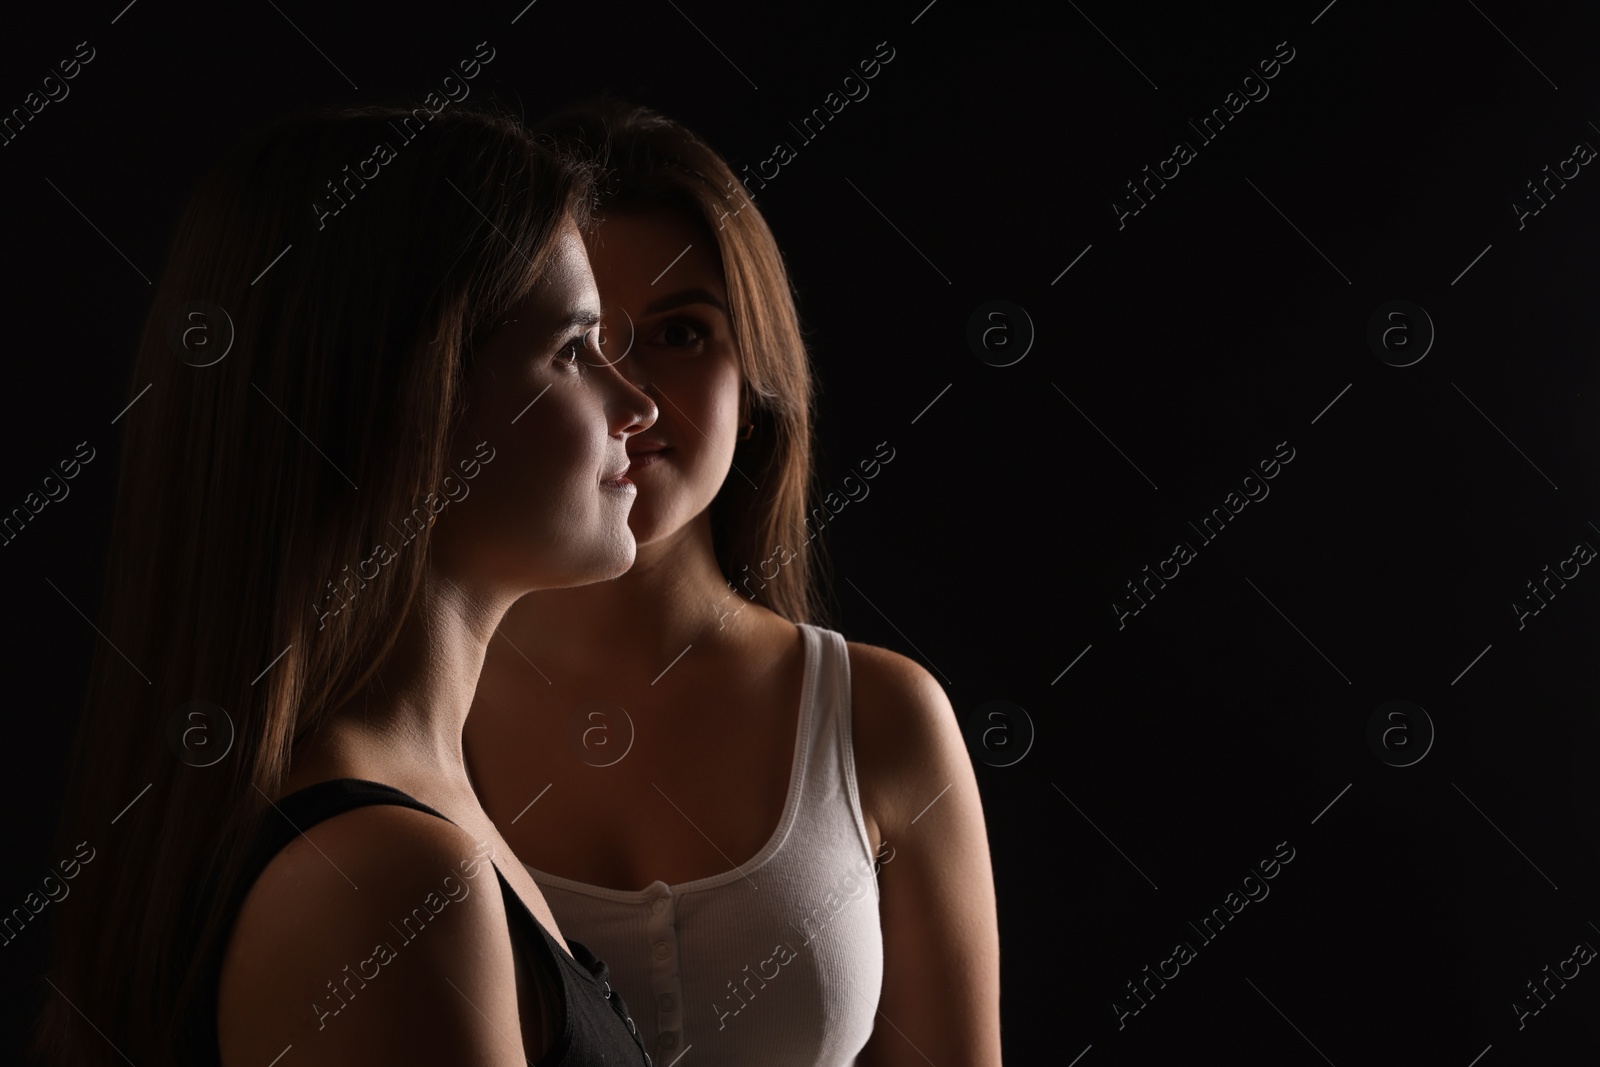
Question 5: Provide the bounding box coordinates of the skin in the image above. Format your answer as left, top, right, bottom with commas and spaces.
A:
216, 219, 659, 1066
462, 207, 1003, 1065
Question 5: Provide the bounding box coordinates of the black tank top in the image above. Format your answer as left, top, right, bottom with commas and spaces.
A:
202, 778, 652, 1065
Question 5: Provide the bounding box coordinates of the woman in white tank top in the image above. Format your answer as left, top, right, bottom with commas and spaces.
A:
462, 100, 1002, 1067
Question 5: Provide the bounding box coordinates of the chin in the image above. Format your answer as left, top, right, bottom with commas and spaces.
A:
606, 546, 638, 579
530, 532, 635, 589
590, 535, 639, 582
627, 505, 670, 547
629, 498, 707, 550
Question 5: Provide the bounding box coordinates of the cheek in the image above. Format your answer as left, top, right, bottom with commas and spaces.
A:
526, 392, 607, 486
700, 360, 744, 433
469, 388, 594, 517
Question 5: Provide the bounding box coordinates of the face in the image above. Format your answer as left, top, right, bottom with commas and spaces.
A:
432, 218, 658, 593
585, 207, 745, 547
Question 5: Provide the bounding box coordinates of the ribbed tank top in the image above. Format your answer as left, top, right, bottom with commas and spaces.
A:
525, 624, 886, 1066
197, 778, 653, 1066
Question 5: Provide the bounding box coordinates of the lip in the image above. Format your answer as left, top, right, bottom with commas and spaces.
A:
601, 461, 633, 489
625, 449, 668, 471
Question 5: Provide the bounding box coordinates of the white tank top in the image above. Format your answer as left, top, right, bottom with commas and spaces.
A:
525, 623, 885, 1066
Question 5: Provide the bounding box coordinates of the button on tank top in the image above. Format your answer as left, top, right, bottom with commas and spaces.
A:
197, 778, 653, 1066
526, 624, 885, 1066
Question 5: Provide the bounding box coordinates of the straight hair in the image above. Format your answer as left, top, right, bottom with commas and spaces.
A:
531, 99, 829, 626
31, 103, 592, 1065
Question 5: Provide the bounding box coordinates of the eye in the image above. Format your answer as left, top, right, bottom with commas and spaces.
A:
556, 328, 597, 368
652, 317, 709, 348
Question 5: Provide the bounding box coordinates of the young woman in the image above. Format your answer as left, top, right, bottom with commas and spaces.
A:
32, 104, 660, 1066
462, 101, 1003, 1066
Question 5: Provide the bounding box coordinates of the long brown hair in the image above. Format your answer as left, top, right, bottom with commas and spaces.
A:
31, 103, 592, 1064
531, 99, 829, 626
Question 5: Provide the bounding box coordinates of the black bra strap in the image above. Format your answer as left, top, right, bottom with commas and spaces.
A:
256, 778, 454, 862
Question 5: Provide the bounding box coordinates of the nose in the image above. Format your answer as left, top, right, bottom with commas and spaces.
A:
605, 360, 657, 436
596, 305, 656, 435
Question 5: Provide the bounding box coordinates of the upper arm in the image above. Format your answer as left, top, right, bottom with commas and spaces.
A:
217, 804, 536, 1067
849, 642, 1003, 1067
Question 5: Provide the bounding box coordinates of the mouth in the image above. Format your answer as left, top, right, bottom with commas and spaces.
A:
601, 462, 634, 490
624, 448, 669, 472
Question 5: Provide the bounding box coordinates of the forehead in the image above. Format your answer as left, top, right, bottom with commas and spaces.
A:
483, 223, 600, 345
586, 207, 725, 296
538, 221, 597, 301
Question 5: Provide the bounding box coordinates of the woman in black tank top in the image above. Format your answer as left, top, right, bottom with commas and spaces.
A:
203, 780, 650, 1065
31, 103, 658, 1066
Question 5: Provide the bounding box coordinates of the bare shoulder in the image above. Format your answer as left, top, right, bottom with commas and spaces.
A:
844, 641, 966, 833
846, 640, 955, 731
218, 802, 528, 1065
841, 642, 1003, 1066
845, 640, 944, 689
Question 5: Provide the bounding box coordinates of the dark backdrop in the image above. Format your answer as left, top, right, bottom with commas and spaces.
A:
4, 1, 1598, 1063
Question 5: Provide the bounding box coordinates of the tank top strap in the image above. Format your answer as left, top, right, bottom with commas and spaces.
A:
794, 624, 877, 871
255, 777, 453, 859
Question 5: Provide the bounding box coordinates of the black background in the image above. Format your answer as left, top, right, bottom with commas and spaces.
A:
4, 1, 1599, 1063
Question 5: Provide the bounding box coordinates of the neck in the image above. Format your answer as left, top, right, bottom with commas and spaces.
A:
495, 510, 753, 684
304, 571, 515, 790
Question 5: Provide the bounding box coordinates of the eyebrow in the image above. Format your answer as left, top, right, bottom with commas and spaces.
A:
550, 307, 603, 337
641, 288, 729, 317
